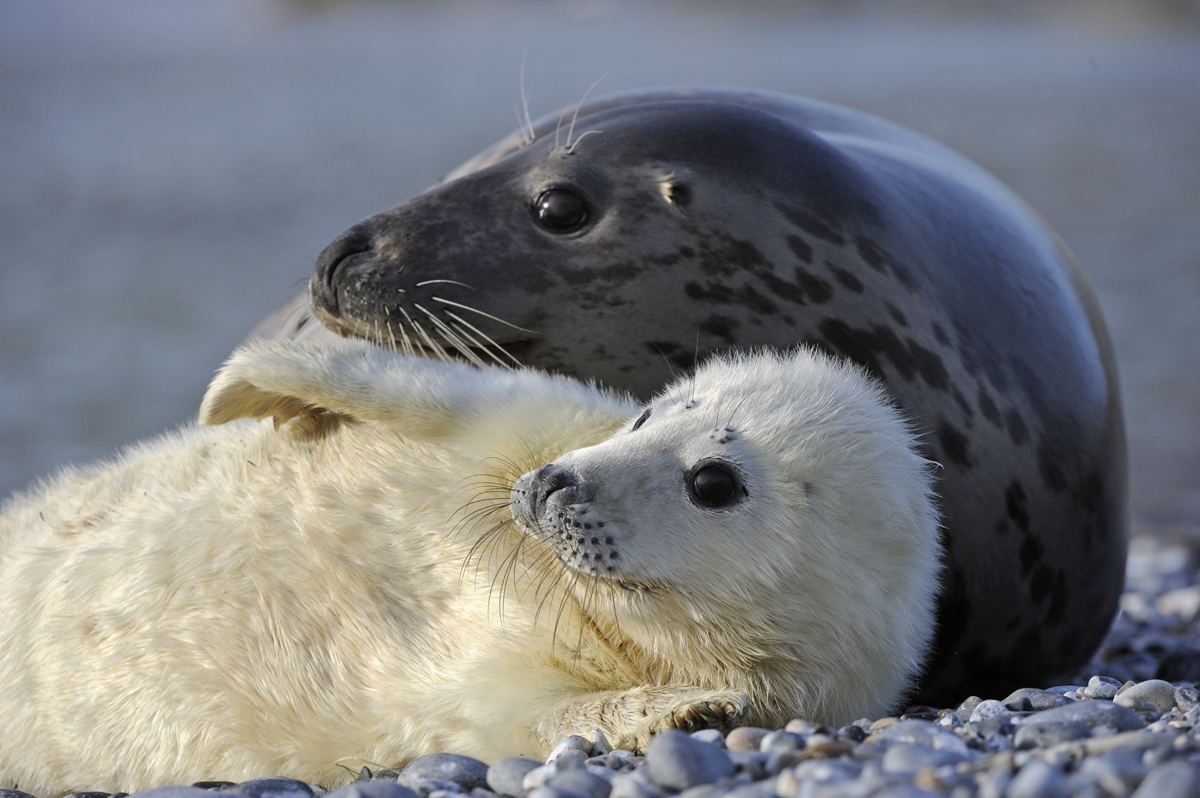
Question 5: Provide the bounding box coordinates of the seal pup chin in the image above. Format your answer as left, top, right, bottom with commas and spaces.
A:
0, 340, 938, 795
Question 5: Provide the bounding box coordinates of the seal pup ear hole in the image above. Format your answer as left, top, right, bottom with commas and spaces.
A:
531, 187, 589, 233
686, 459, 746, 510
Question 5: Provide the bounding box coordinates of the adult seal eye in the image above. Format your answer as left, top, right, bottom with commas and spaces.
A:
533, 188, 588, 233
688, 462, 741, 508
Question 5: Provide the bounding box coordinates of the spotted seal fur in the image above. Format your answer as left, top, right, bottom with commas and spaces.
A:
0, 340, 938, 793
254, 87, 1127, 705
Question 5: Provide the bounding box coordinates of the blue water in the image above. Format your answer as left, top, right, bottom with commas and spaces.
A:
1, 0, 1197, 531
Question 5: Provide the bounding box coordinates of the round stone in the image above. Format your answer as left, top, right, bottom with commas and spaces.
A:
1014, 698, 1143, 736
606, 772, 662, 798
324, 785, 420, 798
645, 729, 736, 791
870, 719, 968, 753
724, 727, 771, 752
881, 743, 970, 774
1114, 679, 1178, 713
548, 737, 593, 763
689, 729, 726, 748
402, 755, 490, 792
1083, 676, 1121, 700
129, 790, 237, 798
1176, 686, 1200, 713
230, 782, 313, 798
546, 770, 612, 798
488, 758, 544, 798
1013, 720, 1092, 749
969, 699, 1010, 723
758, 731, 803, 752
1001, 688, 1069, 711
1007, 760, 1069, 798
1132, 760, 1200, 798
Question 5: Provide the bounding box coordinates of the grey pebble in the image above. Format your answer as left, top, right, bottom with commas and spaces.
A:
1014, 696, 1143, 736
1176, 686, 1200, 712
1001, 688, 1070, 711
128, 790, 236, 798
880, 743, 969, 773
1012, 719, 1092, 749
1084, 675, 1122, 699
758, 731, 803, 752
547, 738, 593, 764
1115, 679, 1178, 713
325, 785, 420, 798
402, 755, 490, 792
726, 751, 769, 780
869, 720, 968, 753
1071, 750, 1148, 797
968, 699, 1010, 723
645, 729, 735, 791
1131, 759, 1200, 798
545, 770, 611, 798
1007, 760, 1069, 798
606, 771, 661, 798
689, 729, 726, 749
487, 758, 543, 798
955, 696, 982, 718
525, 788, 591, 798
231, 781, 313, 798
404, 780, 463, 798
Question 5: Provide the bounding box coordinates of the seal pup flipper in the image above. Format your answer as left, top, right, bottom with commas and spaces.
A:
535, 687, 752, 754
200, 339, 639, 454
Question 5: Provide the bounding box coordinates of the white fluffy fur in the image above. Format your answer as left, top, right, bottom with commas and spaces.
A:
0, 339, 939, 795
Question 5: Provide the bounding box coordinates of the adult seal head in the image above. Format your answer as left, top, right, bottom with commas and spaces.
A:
254, 87, 1127, 706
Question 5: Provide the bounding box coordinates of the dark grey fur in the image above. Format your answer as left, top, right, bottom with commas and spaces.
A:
252, 88, 1126, 706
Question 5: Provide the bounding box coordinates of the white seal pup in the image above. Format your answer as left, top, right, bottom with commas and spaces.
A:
0, 341, 938, 794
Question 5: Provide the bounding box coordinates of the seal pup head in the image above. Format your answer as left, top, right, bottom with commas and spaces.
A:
509, 347, 941, 725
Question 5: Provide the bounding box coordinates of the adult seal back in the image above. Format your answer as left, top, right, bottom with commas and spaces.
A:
254, 87, 1127, 706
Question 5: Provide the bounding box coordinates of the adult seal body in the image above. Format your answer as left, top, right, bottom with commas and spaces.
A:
258, 87, 1127, 705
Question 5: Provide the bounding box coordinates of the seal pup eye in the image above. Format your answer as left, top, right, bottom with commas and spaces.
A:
631, 408, 652, 431
687, 461, 744, 509
533, 188, 588, 233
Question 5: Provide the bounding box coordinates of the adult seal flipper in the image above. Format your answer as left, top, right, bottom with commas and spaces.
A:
253, 87, 1127, 706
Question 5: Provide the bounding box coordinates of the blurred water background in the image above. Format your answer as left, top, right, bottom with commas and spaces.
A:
1, 0, 1197, 539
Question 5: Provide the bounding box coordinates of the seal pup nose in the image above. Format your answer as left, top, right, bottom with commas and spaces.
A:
531, 463, 583, 511
511, 463, 584, 524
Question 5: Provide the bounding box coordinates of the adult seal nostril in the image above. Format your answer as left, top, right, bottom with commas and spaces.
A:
311, 224, 377, 312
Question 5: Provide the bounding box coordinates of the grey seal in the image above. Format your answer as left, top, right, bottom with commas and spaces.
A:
254, 87, 1126, 706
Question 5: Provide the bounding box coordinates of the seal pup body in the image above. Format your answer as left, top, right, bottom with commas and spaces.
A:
259, 88, 1127, 703
0, 341, 939, 795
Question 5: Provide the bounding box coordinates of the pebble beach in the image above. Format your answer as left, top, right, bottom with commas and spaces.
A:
1, 535, 1196, 798
2, 3, 1198, 798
